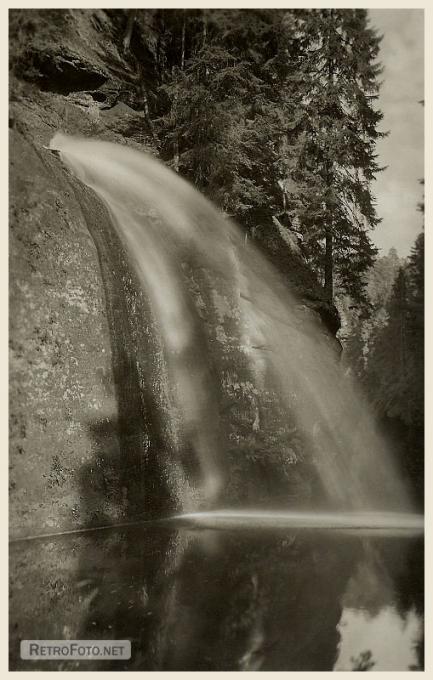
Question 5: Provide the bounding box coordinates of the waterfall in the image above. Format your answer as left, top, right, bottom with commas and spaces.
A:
49, 132, 412, 512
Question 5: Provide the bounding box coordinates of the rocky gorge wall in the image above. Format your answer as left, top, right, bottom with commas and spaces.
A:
9, 9, 340, 540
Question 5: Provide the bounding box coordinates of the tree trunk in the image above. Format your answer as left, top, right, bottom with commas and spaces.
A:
323, 44, 335, 303
202, 12, 207, 47
171, 66, 180, 172
324, 227, 334, 302
181, 12, 186, 70
123, 10, 137, 54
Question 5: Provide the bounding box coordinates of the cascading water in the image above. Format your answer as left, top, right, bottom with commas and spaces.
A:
49, 131, 415, 519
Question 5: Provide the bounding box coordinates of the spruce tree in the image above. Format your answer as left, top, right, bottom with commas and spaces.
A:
340, 247, 402, 378
153, 9, 296, 235
366, 268, 411, 419
283, 9, 385, 303
131, 9, 385, 305
358, 234, 424, 501
405, 232, 424, 434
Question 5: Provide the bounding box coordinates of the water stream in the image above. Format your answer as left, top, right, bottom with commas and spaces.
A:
49, 132, 414, 512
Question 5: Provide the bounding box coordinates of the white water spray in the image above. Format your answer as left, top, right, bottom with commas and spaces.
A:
169, 509, 424, 534
50, 132, 413, 513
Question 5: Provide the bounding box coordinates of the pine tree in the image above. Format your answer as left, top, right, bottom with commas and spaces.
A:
340, 247, 402, 381
361, 235, 424, 501
153, 9, 298, 236
130, 9, 385, 304
283, 9, 385, 303
365, 268, 411, 419
405, 233, 424, 433
366, 247, 401, 309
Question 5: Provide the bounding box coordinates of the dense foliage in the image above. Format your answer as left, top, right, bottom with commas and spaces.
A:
121, 8, 384, 304
342, 232, 424, 503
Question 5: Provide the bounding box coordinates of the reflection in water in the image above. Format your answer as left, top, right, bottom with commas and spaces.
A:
9, 528, 423, 671
335, 606, 422, 671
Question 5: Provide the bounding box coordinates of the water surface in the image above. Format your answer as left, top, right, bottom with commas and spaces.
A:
10, 523, 423, 671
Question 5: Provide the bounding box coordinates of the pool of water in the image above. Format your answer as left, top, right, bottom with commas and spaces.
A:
9, 525, 423, 671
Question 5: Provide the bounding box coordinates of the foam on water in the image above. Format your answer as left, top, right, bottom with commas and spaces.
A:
170, 510, 424, 533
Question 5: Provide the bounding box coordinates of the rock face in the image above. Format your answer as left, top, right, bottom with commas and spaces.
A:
9, 9, 339, 539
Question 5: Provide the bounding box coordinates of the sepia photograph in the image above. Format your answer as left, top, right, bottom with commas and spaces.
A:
8, 4, 425, 672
